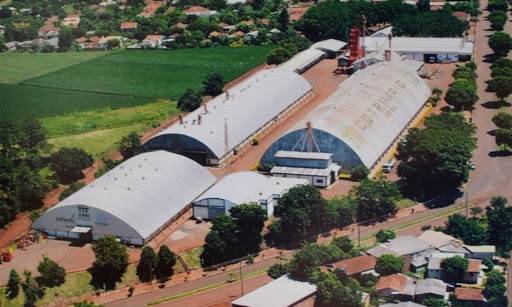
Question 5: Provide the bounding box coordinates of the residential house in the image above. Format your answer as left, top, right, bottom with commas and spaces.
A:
367, 235, 433, 258
138, 1, 166, 18
452, 11, 471, 23
465, 245, 496, 260
414, 278, 448, 302
427, 255, 481, 284
417, 230, 459, 248
98, 36, 125, 49
325, 255, 377, 278
61, 15, 81, 28
38, 16, 59, 38
229, 31, 244, 39
120, 21, 138, 31
184, 6, 217, 17
174, 22, 188, 30
465, 259, 482, 284
142, 34, 164, 48
454, 287, 486, 306
375, 274, 416, 301
244, 30, 259, 42
0, 25, 5, 36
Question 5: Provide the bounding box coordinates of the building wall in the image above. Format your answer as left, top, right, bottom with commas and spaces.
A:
274, 156, 330, 169
272, 173, 329, 188
143, 133, 218, 165
192, 198, 274, 219
261, 128, 363, 171
33, 205, 143, 245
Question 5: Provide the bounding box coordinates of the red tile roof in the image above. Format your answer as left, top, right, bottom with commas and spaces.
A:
455, 288, 485, 301
185, 5, 209, 13
376, 274, 408, 292
467, 259, 481, 273
120, 21, 138, 30
330, 255, 377, 276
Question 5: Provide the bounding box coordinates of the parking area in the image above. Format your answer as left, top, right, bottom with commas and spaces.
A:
158, 219, 212, 253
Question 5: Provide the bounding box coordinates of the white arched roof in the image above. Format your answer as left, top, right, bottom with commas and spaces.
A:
37, 151, 216, 240
194, 171, 307, 205
287, 61, 430, 168
148, 68, 312, 160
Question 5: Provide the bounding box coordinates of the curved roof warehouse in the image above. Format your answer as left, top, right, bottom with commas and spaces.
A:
33, 151, 217, 245
143, 68, 312, 166
261, 61, 431, 170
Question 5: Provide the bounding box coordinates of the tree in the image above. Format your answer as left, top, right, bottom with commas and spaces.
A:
266, 47, 293, 65
278, 9, 290, 31
332, 236, 355, 254
353, 179, 401, 222
137, 246, 157, 282
487, 76, 512, 101
492, 112, 512, 129
91, 236, 129, 289
73, 301, 103, 307
495, 129, 512, 150
470, 206, 483, 217
397, 113, 476, 196
106, 39, 120, 50
58, 27, 74, 51
230, 204, 267, 255
491, 65, 512, 78
177, 89, 202, 112
375, 229, 396, 243
443, 214, 488, 245
486, 196, 512, 256
440, 256, 468, 283
59, 181, 85, 201
157, 245, 177, 280
326, 197, 356, 228
50, 147, 94, 184
445, 79, 478, 110
484, 269, 508, 307
6, 269, 20, 299
22, 271, 44, 307
315, 272, 363, 307
37, 256, 66, 287
375, 254, 404, 276
350, 165, 369, 181
288, 243, 342, 280
488, 0, 508, 11
491, 57, 512, 71
118, 132, 141, 160
489, 32, 512, 56
267, 263, 289, 279
488, 10, 507, 31
417, 0, 430, 11
202, 73, 225, 96
421, 298, 450, 307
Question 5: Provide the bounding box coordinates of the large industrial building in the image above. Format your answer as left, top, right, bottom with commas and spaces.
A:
33, 151, 217, 245
363, 29, 474, 62
143, 68, 312, 166
192, 172, 307, 220
261, 61, 431, 172
280, 39, 347, 74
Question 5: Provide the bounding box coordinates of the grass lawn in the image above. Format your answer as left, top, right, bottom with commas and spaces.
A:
396, 198, 417, 209
0, 83, 153, 121
0, 51, 111, 84
44, 100, 178, 157
23, 46, 274, 99
180, 247, 203, 270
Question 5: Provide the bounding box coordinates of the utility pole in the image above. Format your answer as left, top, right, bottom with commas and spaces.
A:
240, 260, 244, 296
357, 224, 361, 247
465, 191, 469, 218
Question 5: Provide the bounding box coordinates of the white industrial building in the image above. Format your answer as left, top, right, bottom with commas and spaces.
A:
232, 275, 317, 307
261, 61, 431, 171
192, 172, 307, 219
311, 39, 347, 57
33, 151, 217, 245
279, 48, 326, 74
363, 34, 473, 63
144, 68, 312, 166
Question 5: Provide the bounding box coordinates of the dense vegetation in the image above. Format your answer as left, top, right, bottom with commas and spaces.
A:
298, 0, 466, 41
397, 112, 476, 198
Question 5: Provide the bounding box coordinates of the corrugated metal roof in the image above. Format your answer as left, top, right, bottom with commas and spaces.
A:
271, 165, 339, 177
368, 235, 433, 257
279, 48, 326, 73
274, 150, 332, 160
193, 172, 307, 205
363, 37, 474, 55
284, 61, 431, 168
231, 275, 317, 307
34, 151, 216, 239
148, 68, 312, 160
311, 39, 347, 53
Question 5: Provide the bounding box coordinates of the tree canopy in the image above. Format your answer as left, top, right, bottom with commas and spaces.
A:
177, 89, 202, 112
492, 112, 512, 129
137, 246, 157, 282
375, 229, 397, 243
489, 32, 512, 56
91, 236, 129, 289
397, 112, 476, 197
118, 132, 141, 160
486, 196, 512, 256
353, 179, 401, 222
445, 79, 479, 110
202, 73, 226, 97
375, 254, 404, 276
37, 256, 66, 288
443, 214, 488, 245
441, 256, 468, 283
157, 245, 177, 280
50, 147, 94, 184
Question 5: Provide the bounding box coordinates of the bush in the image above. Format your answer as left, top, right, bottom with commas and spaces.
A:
202, 73, 226, 96
375, 254, 404, 276
268, 263, 289, 279
350, 165, 369, 181
375, 229, 396, 243
266, 47, 293, 65
118, 132, 141, 160
177, 89, 202, 112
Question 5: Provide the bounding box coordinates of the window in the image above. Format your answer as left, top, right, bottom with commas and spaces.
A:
78, 206, 89, 213
78, 213, 90, 221
315, 178, 324, 184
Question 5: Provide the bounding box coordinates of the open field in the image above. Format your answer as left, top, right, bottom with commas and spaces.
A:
0, 51, 111, 84
22, 47, 274, 99
0, 83, 153, 121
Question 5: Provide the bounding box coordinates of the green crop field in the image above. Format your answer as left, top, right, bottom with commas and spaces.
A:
22, 46, 274, 99
0, 51, 111, 84
0, 83, 153, 120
